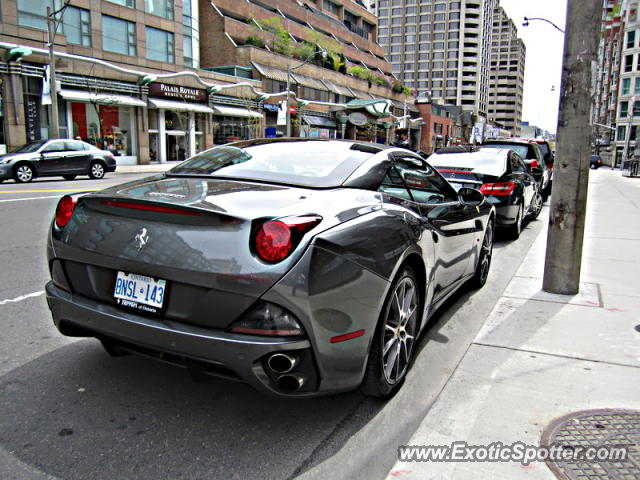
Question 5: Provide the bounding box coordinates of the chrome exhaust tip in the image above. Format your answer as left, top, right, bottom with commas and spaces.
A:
276, 374, 305, 392
268, 353, 297, 374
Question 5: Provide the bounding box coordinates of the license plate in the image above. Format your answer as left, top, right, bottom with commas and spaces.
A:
114, 271, 166, 313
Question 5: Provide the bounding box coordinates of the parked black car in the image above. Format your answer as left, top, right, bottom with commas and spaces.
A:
591, 154, 603, 169
428, 147, 542, 239
482, 139, 552, 201
0, 139, 117, 183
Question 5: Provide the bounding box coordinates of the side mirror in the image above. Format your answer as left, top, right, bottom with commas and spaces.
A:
458, 187, 484, 207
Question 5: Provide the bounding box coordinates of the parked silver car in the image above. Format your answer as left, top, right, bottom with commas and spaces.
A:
46, 139, 495, 398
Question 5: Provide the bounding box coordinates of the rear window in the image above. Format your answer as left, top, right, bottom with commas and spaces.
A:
168, 141, 376, 188
483, 143, 529, 159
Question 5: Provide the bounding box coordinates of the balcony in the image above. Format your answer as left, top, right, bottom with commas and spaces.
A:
344, 20, 370, 40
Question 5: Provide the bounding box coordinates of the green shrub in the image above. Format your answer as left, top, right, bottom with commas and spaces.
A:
245, 36, 265, 48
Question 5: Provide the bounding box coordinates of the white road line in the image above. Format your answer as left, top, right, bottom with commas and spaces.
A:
0, 291, 45, 306
0, 195, 61, 203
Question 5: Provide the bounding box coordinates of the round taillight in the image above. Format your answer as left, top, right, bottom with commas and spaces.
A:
530, 160, 539, 169
55, 195, 77, 228
255, 220, 292, 262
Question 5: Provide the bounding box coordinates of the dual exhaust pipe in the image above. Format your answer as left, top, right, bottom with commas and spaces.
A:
267, 353, 305, 392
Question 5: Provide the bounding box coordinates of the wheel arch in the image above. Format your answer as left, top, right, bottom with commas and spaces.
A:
13, 160, 38, 179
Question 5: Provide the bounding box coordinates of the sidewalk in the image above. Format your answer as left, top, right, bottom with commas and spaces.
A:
387, 169, 640, 479
114, 163, 176, 174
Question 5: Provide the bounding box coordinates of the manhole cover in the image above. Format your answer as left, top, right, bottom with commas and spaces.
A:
541, 409, 640, 480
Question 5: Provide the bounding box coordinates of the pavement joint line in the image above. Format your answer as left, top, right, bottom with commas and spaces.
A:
500, 294, 603, 308
0, 291, 44, 306
472, 342, 640, 369
0, 195, 63, 203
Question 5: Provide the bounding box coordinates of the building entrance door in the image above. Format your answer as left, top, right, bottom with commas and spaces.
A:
166, 132, 187, 161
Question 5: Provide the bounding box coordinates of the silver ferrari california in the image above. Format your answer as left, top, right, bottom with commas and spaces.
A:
45, 139, 495, 398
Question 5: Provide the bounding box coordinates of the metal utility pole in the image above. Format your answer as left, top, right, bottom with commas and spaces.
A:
46, 4, 60, 139
542, 0, 601, 295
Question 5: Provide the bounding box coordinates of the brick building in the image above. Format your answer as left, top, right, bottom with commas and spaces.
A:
0, 0, 416, 163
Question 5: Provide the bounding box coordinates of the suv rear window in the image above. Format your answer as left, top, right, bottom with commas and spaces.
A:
483, 143, 529, 159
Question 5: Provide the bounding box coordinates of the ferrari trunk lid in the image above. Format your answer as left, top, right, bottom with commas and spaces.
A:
52, 176, 333, 329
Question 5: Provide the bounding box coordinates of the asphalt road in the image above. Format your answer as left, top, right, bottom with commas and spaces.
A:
0, 173, 547, 480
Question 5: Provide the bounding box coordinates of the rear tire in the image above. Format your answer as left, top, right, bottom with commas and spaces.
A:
63, 175, 76, 181
89, 161, 106, 179
360, 267, 421, 398
469, 219, 494, 289
528, 192, 543, 220
506, 202, 523, 240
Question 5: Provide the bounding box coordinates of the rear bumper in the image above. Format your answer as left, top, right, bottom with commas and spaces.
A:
45, 281, 326, 397
485, 197, 520, 226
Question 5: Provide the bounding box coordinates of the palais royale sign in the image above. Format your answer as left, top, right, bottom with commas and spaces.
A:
149, 83, 208, 102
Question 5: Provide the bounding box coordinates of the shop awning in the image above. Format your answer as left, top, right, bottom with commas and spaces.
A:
59, 89, 146, 107
291, 73, 328, 91
213, 105, 264, 118
350, 89, 375, 99
321, 80, 354, 98
303, 115, 336, 128
148, 98, 214, 113
252, 62, 291, 83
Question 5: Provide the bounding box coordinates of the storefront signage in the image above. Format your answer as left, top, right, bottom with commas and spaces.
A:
348, 112, 368, 126
25, 97, 41, 142
263, 103, 280, 112
149, 83, 207, 103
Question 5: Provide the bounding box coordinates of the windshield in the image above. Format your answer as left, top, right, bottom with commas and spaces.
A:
169, 141, 377, 188
483, 143, 529, 159
10, 141, 47, 154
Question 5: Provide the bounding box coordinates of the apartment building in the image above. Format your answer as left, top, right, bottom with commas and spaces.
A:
200, 0, 418, 143
613, 0, 640, 166
591, 0, 623, 165
487, 6, 525, 135
375, 0, 497, 118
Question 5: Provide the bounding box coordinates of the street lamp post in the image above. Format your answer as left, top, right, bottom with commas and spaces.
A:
522, 16, 565, 33
285, 50, 326, 138
46, 4, 61, 139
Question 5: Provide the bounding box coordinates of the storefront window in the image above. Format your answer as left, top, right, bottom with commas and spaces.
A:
195, 113, 205, 153
165, 110, 189, 131
70, 102, 134, 156
213, 116, 257, 144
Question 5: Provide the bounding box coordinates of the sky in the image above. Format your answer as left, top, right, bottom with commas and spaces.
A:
499, 0, 568, 133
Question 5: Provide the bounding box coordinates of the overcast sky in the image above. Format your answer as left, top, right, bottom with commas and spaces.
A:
499, 0, 568, 133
